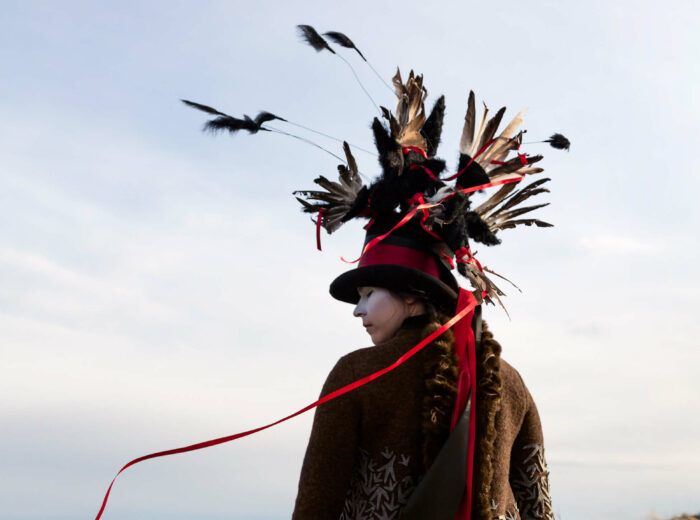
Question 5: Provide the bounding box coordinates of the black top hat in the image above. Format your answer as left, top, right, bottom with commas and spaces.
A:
330, 214, 460, 309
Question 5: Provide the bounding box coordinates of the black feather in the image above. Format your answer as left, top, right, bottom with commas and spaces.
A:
181, 99, 229, 117
421, 96, 445, 158
372, 117, 403, 180
456, 154, 490, 189
201, 111, 285, 135
255, 111, 287, 125
297, 25, 335, 54
323, 31, 366, 60
465, 211, 501, 246
545, 133, 570, 151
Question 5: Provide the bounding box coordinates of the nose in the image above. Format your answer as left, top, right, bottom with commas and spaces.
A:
353, 301, 365, 317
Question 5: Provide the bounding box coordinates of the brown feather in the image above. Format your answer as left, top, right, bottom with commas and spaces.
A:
477, 106, 506, 153
459, 91, 476, 154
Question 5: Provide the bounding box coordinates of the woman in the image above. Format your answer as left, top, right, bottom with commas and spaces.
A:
290, 69, 561, 519
291, 218, 553, 520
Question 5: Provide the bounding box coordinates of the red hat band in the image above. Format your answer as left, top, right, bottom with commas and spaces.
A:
358, 243, 441, 280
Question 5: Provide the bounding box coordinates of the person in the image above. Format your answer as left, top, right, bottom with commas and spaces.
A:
291, 214, 554, 520
288, 66, 566, 519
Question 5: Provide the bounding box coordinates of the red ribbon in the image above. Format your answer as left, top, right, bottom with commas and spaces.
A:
316, 208, 326, 251
439, 248, 455, 270
456, 247, 483, 272
443, 136, 529, 182
402, 146, 428, 159
93, 292, 478, 520
451, 289, 479, 520
438, 175, 524, 204
408, 163, 439, 181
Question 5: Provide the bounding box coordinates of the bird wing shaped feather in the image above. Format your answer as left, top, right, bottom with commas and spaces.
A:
459, 91, 477, 155
473, 182, 519, 216
181, 99, 230, 117
469, 102, 489, 158
478, 178, 552, 232
477, 106, 506, 154
324, 31, 366, 60
293, 143, 366, 233
481, 109, 528, 165
297, 25, 335, 54
487, 154, 543, 178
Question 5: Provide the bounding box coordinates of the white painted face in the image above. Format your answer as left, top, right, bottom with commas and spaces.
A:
353, 286, 425, 345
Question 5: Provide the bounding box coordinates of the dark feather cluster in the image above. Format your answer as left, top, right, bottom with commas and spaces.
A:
323, 30, 366, 60
182, 99, 285, 135
296, 25, 335, 54
421, 96, 445, 158
545, 133, 570, 151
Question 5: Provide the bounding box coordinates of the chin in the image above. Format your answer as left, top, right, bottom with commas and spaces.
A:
369, 331, 388, 344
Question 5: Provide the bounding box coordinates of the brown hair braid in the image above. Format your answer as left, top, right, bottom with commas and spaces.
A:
419, 312, 459, 470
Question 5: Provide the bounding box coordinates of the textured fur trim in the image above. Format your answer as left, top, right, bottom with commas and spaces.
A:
473, 321, 503, 520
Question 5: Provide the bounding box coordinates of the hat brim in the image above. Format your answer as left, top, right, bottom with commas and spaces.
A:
329, 264, 459, 308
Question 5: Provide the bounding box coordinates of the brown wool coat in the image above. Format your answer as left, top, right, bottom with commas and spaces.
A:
292, 316, 553, 520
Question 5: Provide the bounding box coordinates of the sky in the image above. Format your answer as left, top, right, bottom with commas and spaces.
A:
1, 1, 699, 520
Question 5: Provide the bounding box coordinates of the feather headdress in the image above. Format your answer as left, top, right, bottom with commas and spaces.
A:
184, 26, 569, 311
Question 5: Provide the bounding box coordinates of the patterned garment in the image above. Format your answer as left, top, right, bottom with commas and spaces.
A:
340, 448, 416, 520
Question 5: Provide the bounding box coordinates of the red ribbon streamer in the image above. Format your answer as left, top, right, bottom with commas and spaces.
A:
93, 292, 478, 520
316, 208, 326, 251
447, 290, 479, 520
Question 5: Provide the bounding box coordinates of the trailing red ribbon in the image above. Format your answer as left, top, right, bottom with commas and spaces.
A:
93, 293, 478, 520
446, 289, 478, 520
341, 202, 439, 264
316, 208, 326, 251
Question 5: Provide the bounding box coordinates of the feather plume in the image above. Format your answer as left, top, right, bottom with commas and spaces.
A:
293, 142, 365, 233
480, 109, 527, 165
459, 91, 477, 155
477, 178, 553, 233
323, 31, 366, 60
545, 133, 570, 150
392, 68, 428, 150
477, 106, 506, 153
469, 103, 489, 158
422, 95, 445, 158
473, 182, 519, 216
203, 111, 285, 134
183, 100, 286, 135
297, 25, 335, 54
487, 154, 543, 178
497, 218, 553, 231
181, 99, 229, 116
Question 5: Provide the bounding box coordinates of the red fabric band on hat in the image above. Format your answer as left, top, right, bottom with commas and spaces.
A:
358, 243, 442, 279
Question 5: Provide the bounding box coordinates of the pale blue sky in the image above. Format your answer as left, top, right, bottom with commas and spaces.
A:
1, 1, 699, 520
